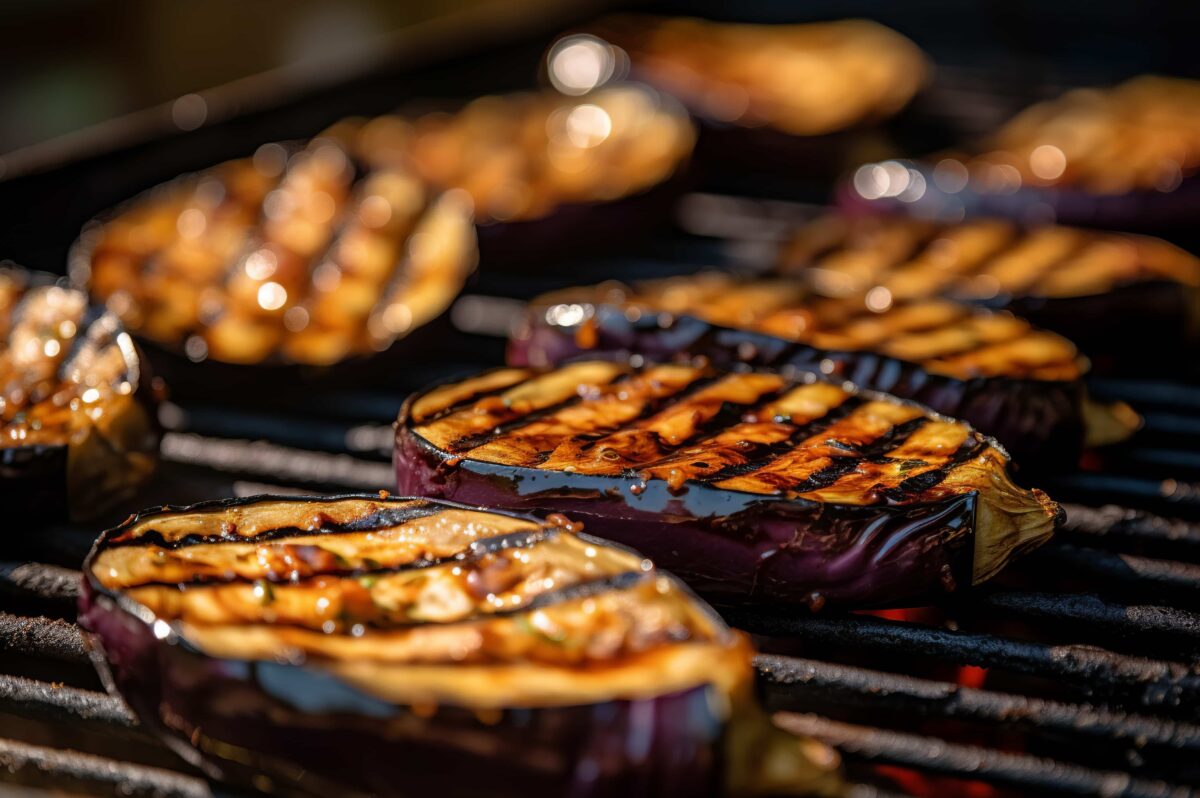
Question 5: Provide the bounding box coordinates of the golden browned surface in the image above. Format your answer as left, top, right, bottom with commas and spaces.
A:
535, 273, 1084, 381
408, 364, 1059, 584
410, 362, 1047, 508
92, 498, 750, 707
0, 278, 137, 449
79, 141, 476, 366
778, 214, 1200, 302
589, 16, 928, 135
344, 85, 695, 223
953, 76, 1200, 194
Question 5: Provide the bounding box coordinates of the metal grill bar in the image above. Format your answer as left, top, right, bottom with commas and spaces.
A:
976, 592, 1200, 647
774, 713, 1192, 798
1059, 504, 1200, 554
1047, 475, 1200, 518
722, 609, 1200, 706
0, 737, 211, 798
0, 613, 89, 664
756, 655, 1200, 752
0, 673, 132, 727
0, 563, 81, 604
1022, 546, 1200, 606
161, 432, 392, 489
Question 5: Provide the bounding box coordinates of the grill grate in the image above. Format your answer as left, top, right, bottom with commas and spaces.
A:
4, 66, 1200, 794
2, 207, 1198, 793
0, 323, 1196, 797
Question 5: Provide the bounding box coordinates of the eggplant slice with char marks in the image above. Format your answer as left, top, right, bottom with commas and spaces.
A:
510, 272, 1139, 465
346, 85, 696, 266
777, 213, 1200, 371
0, 269, 158, 521
81, 495, 843, 798
840, 76, 1200, 229
577, 16, 928, 138
396, 362, 1061, 609
74, 132, 477, 369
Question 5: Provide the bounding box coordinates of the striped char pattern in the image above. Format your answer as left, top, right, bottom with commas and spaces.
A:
0, 276, 136, 448
407, 361, 1006, 506
776, 214, 1200, 303
81, 135, 474, 367
89, 497, 732, 675
536, 272, 1083, 381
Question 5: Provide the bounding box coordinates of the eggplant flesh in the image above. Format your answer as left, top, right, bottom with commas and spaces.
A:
395, 362, 1060, 609
329, 86, 695, 269
578, 16, 928, 138
508, 274, 1137, 465
73, 137, 478, 370
0, 271, 157, 522
778, 212, 1200, 371
80, 495, 841, 797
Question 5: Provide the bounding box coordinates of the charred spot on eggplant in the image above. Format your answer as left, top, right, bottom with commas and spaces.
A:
396, 363, 1060, 608
0, 268, 158, 522
74, 134, 477, 368
80, 495, 842, 797
510, 272, 1138, 464
777, 213, 1200, 370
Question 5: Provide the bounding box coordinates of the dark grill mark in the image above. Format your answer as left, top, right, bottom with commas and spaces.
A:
783, 417, 930, 494
409, 377, 528, 426
113, 526, 559, 589
878, 435, 990, 503
533, 370, 726, 460
700, 396, 865, 483
445, 370, 632, 452
107, 504, 448, 551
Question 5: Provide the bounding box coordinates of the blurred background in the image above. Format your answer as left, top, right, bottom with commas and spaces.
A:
3, 0, 1199, 155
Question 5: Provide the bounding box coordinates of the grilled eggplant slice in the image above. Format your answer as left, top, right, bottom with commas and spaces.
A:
776, 213, 1200, 371
563, 17, 928, 177
72, 133, 477, 376
839, 76, 1200, 231
80, 495, 842, 798
0, 269, 158, 522
396, 362, 1060, 608
352, 85, 695, 265
509, 274, 1138, 464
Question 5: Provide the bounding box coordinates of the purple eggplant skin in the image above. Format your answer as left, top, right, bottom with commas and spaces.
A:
474, 164, 694, 272
508, 308, 1086, 469
78, 495, 729, 798
396, 409, 988, 610
998, 280, 1200, 376
836, 164, 1200, 234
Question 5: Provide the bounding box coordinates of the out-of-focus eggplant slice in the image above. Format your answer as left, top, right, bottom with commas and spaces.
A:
838, 76, 1200, 231
348, 85, 696, 265
80, 495, 843, 798
776, 213, 1200, 371
396, 362, 1060, 609
509, 273, 1138, 464
0, 269, 158, 522
72, 133, 477, 374
557, 17, 928, 177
